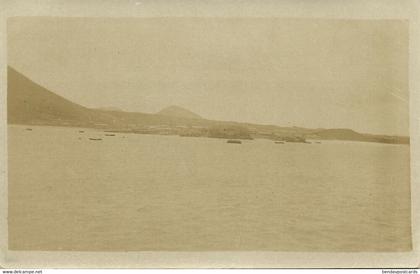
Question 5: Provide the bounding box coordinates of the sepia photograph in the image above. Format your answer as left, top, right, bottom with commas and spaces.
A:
0, 0, 419, 270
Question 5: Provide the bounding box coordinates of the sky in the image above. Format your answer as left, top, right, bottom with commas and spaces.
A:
7, 17, 409, 135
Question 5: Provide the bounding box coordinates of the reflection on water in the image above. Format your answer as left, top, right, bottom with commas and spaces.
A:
8, 125, 411, 251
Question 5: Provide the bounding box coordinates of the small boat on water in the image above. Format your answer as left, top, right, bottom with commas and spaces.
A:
105, 134, 115, 136
89, 138, 102, 141
274, 141, 285, 144
25, 128, 32, 131
227, 139, 242, 144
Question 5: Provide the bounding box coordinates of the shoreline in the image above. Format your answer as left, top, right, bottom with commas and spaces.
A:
8, 123, 410, 146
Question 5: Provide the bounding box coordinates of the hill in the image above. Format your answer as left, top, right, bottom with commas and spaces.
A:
6, 67, 205, 129
6, 66, 409, 144
157, 105, 202, 120
97, 106, 124, 112
7, 67, 113, 127
312, 128, 362, 139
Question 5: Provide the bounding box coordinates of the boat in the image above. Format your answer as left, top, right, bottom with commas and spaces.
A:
25, 128, 32, 131
274, 141, 285, 144
227, 139, 242, 144
105, 134, 115, 136
89, 138, 102, 141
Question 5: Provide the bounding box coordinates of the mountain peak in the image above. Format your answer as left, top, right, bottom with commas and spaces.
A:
157, 105, 202, 120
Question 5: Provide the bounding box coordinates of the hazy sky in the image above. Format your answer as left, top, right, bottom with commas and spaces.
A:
8, 17, 409, 135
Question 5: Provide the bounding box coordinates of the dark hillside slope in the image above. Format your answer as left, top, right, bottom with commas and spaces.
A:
7, 66, 112, 127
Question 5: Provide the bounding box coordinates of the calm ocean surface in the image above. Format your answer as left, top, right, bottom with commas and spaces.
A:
8, 125, 412, 251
